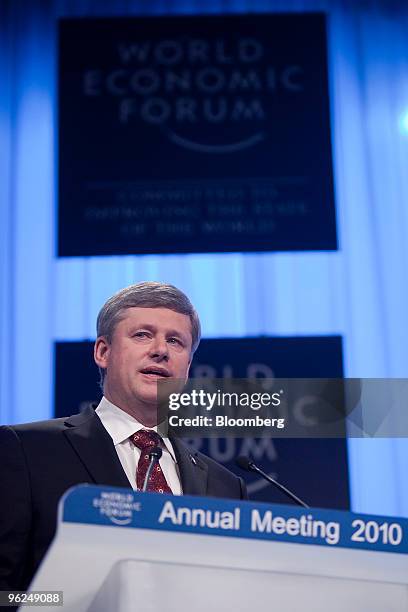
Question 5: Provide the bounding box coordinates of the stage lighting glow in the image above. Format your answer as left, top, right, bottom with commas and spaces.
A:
401, 110, 408, 133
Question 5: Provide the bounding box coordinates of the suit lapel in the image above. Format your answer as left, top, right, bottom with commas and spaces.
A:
171, 438, 208, 496
63, 405, 131, 489
62, 406, 207, 495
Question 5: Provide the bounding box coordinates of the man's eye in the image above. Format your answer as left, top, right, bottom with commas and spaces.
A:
168, 337, 182, 346
134, 331, 149, 338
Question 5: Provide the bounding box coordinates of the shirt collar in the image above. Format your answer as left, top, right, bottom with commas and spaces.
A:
95, 396, 177, 462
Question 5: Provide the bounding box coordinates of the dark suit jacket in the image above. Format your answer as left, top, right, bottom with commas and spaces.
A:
0, 406, 247, 591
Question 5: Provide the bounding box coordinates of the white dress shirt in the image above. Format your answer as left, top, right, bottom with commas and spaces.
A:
95, 396, 182, 495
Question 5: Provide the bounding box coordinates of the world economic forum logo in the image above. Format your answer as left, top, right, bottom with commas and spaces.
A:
92, 491, 142, 526
83, 35, 303, 154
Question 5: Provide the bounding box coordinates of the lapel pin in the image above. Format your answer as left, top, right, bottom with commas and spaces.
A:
190, 455, 197, 465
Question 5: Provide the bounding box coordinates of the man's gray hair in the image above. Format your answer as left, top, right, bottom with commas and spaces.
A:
97, 281, 201, 351
96, 281, 201, 390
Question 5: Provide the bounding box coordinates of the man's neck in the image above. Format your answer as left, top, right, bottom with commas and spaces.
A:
103, 392, 158, 427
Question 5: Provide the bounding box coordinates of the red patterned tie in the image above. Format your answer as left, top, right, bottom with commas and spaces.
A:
130, 430, 173, 494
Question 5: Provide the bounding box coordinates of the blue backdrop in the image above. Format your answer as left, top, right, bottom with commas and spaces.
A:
1, 0, 408, 517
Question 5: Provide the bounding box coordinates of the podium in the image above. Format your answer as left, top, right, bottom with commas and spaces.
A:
22, 485, 408, 611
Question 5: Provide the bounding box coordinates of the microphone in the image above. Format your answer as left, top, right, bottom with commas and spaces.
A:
142, 446, 163, 492
236, 456, 309, 508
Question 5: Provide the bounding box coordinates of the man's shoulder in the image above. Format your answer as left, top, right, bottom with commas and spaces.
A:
1, 405, 97, 438
3, 416, 66, 432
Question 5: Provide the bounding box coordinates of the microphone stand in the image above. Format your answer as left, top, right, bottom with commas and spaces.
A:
237, 457, 309, 508
142, 447, 163, 492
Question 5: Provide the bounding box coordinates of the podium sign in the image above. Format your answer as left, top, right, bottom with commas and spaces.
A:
24, 486, 408, 612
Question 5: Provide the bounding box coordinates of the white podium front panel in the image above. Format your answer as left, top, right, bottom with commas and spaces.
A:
88, 558, 407, 612
23, 485, 408, 611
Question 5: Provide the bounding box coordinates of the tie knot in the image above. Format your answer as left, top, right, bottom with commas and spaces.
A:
131, 429, 162, 451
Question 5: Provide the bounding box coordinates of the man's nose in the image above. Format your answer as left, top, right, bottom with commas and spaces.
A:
149, 335, 169, 360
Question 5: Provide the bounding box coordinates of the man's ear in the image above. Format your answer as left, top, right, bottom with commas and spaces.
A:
94, 337, 110, 369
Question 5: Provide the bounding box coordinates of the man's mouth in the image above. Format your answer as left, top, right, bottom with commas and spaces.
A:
140, 367, 171, 378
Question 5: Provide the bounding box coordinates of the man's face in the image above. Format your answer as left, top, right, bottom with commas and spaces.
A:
94, 307, 192, 420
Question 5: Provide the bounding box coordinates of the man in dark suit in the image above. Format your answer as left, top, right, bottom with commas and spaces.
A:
0, 281, 247, 592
